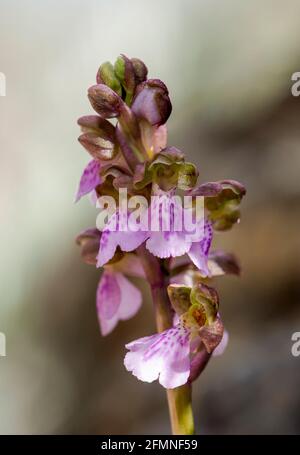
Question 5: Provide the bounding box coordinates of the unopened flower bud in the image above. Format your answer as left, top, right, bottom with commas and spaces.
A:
114, 54, 136, 104
77, 115, 113, 134
131, 57, 148, 84
76, 228, 101, 265
78, 132, 117, 161
88, 84, 123, 118
131, 79, 172, 126
96, 61, 122, 96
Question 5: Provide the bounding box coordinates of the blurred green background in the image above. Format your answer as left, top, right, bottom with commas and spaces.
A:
0, 0, 300, 434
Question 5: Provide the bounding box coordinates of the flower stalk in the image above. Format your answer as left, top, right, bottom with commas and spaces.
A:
137, 246, 194, 435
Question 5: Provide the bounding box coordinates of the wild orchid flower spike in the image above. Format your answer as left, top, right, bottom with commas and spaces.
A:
75, 54, 246, 435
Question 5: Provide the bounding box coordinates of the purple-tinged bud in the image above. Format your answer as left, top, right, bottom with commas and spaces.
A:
77, 115, 114, 134
78, 133, 117, 161
131, 79, 172, 126
114, 54, 136, 104
88, 84, 123, 118
76, 228, 101, 265
96, 61, 122, 96
131, 58, 148, 84
77, 116, 117, 160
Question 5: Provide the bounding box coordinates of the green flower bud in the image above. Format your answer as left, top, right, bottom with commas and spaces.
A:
114, 54, 136, 105
97, 61, 122, 96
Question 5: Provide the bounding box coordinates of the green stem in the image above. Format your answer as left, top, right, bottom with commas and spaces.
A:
137, 246, 195, 435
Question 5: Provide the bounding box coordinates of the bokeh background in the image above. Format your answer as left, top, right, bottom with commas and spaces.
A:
0, 0, 300, 434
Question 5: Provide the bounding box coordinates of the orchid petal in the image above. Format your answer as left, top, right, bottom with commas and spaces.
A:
97, 271, 142, 336
97, 212, 148, 267
75, 160, 101, 202
146, 192, 191, 258
146, 231, 191, 258
124, 325, 191, 389
187, 221, 213, 276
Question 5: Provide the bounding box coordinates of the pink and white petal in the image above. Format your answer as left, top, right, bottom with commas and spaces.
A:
117, 229, 149, 254
212, 330, 229, 357
188, 243, 210, 276
97, 212, 148, 267
96, 229, 118, 267
146, 192, 192, 258
187, 221, 213, 276
96, 271, 121, 336
125, 334, 163, 383
97, 272, 142, 336
99, 311, 119, 336
75, 160, 101, 202
146, 231, 191, 258
115, 273, 142, 320
124, 325, 191, 389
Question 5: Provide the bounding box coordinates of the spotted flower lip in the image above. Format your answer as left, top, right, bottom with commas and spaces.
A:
124, 282, 225, 388
124, 323, 190, 388
124, 314, 226, 389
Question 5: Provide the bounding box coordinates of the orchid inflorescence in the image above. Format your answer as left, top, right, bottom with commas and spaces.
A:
75, 54, 245, 434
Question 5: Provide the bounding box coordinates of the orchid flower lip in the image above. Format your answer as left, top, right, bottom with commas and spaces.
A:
124, 311, 226, 388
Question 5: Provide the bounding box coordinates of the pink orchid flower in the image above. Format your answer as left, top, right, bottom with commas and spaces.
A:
125, 283, 225, 389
